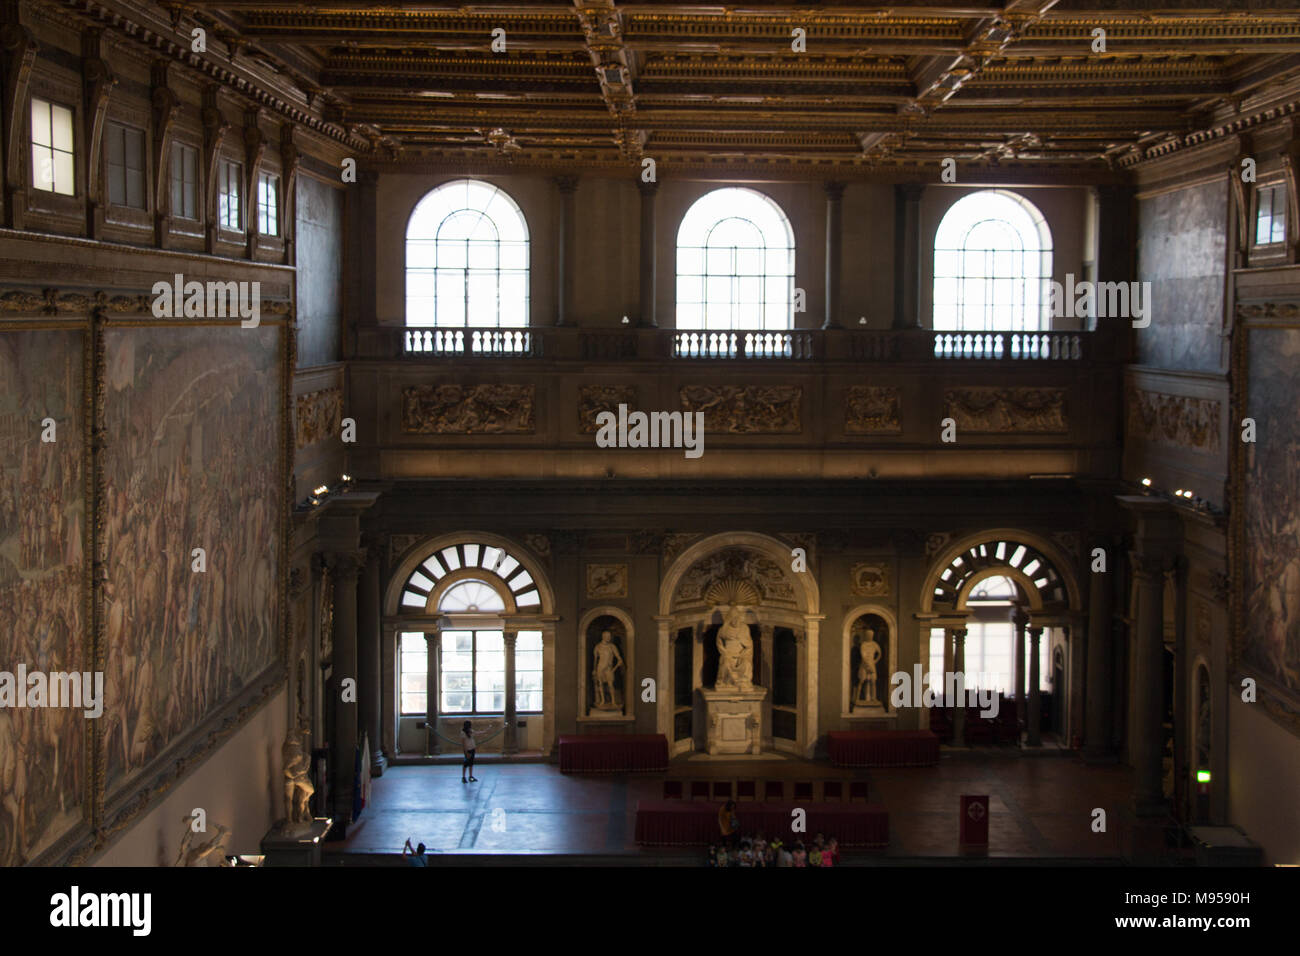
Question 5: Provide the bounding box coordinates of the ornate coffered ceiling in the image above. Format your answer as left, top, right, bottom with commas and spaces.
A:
146, 2, 1300, 177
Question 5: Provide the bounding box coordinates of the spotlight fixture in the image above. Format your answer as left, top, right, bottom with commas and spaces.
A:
313, 485, 329, 496
621, 315, 630, 325
859, 316, 867, 325
1174, 489, 1184, 497
1141, 478, 1152, 486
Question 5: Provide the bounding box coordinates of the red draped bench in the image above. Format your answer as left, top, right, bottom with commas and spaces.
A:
828, 730, 939, 768
634, 800, 889, 847
557, 733, 669, 773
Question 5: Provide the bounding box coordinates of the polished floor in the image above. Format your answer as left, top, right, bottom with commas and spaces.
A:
332, 748, 1135, 862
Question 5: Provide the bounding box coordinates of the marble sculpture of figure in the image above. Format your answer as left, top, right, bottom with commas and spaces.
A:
175, 818, 230, 867
591, 629, 625, 710
282, 725, 315, 825
856, 629, 883, 704
716, 606, 754, 692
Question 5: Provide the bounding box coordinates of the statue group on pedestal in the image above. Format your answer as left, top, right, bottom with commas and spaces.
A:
715, 605, 755, 693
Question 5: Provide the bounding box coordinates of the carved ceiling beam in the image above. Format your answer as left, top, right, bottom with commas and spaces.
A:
572, 0, 641, 160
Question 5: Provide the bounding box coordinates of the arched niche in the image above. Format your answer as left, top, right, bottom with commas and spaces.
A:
841, 604, 899, 718
577, 606, 635, 724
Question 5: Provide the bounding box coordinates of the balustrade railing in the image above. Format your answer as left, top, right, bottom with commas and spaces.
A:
386, 325, 1100, 362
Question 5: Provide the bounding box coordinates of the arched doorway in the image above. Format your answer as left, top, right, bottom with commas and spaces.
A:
656, 533, 821, 758
384, 534, 557, 756
919, 531, 1080, 745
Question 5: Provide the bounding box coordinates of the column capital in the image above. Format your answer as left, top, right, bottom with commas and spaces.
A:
1129, 551, 1173, 583
637, 177, 659, 197
896, 182, 924, 203
555, 174, 580, 194
502, 629, 518, 646
328, 550, 366, 581
824, 180, 845, 201
1026, 624, 1044, 640
947, 626, 967, 642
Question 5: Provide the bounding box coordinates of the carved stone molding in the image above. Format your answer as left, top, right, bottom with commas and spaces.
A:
925, 533, 952, 558
294, 386, 343, 449
578, 384, 636, 433
1236, 301, 1300, 321
1050, 531, 1081, 565
1126, 386, 1221, 453
400, 383, 535, 434
586, 563, 629, 599
674, 547, 797, 607
679, 384, 801, 434
850, 561, 891, 597
944, 387, 1067, 433
524, 533, 551, 557
388, 534, 425, 567
663, 533, 704, 566
844, 385, 902, 433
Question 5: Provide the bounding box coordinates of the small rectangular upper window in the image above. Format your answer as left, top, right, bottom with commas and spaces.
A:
106, 121, 146, 209
1255, 183, 1286, 246
170, 142, 199, 220
31, 97, 75, 196
257, 170, 279, 236
218, 159, 243, 230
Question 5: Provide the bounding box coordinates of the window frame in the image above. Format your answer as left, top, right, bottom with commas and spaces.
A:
675, 186, 796, 332
257, 169, 280, 236
932, 188, 1054, 333
405, 178, 531, 331
170, 140, 200, 222
217, 157, 244, 232
104, 119, 148, 211
1253, 180, 1287, 249
29, 95, 76, 197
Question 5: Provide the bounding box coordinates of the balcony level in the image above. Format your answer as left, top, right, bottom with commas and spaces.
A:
346, 324, 1127, 483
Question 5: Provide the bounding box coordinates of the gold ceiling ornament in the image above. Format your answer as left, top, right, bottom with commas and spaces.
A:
705, 576, 762, 608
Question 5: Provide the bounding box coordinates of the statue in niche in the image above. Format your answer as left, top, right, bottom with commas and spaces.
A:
591, 629, 626, 712
282, 725, 315, 829
716, 606, 755, 693
854, 627, 884, 707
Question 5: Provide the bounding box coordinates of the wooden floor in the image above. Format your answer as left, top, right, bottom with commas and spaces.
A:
330, 746, 1137, 863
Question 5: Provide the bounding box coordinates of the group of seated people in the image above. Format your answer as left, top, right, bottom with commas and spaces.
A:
709, 832, 840, 867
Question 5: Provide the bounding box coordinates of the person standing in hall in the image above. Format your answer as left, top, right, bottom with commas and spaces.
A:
718, 800, 740, 849
461, 719, 501, 783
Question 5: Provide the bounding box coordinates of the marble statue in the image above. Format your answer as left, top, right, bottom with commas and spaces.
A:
591, 629, 625, 711
855, 629, 883, 705
175, 817, 230, 867
715, 606, 754, 692
282, 725, 315, 828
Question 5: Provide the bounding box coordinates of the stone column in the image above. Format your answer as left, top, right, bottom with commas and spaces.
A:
949, 627, 967, 747
803, 617, 822, 757
1027, 625, 1043, 747
759, 624, 774, 749
1084, 545, 1115, 761
638, 179, 658, 327
357, 544, 385, 775
1012, 606, 1027, 741
503, 629, 519, 754
893, 184, 924, 329
823, 181, 845, 329
555, 175, 578, 326
1095, 185, 1135, 329
1130, 553, 1168, 815
424, 629, 441, 754
541, 623, 557, 755
655, 618, 672, 740
330, 551, 364, 824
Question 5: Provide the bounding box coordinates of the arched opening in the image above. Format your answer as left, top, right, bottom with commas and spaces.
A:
933, 189, 1053, 331
386, 535, 554, 757
676, 187, 795, 330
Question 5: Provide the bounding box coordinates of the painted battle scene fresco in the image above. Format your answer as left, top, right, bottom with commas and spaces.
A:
1243, 327, 1300, 720
0, 330, 86, 865
102, 326, 281, 795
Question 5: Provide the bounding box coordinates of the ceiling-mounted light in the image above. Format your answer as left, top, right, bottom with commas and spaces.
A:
1141, 478, 1152, 486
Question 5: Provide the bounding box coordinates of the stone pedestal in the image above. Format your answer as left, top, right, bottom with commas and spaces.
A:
701, 687, 767, 755
260, 817, 332, 867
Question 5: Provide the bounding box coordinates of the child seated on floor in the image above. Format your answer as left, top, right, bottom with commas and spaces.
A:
738, 839, 754, 867
826, 836, 840, 866
715, 844, 728, 868
752, 832, 767, 860
791, 842, 807, 867
809, 843, 822, 867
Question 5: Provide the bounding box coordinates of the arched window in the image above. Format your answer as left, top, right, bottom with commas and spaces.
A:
405, 179, 529, 329
676, 187, 795, 330
933, 189, 1052, 331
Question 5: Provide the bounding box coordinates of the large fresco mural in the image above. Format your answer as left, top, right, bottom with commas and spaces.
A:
1242, 326, 1300, 722
102, 325, 281, 795
0, 330, 86, 865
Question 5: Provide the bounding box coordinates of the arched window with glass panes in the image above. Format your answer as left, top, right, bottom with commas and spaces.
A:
932, 189, 1053, 332
405, 179, 529, 343
676, 187, 795, 330
397, 540, 545, 722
